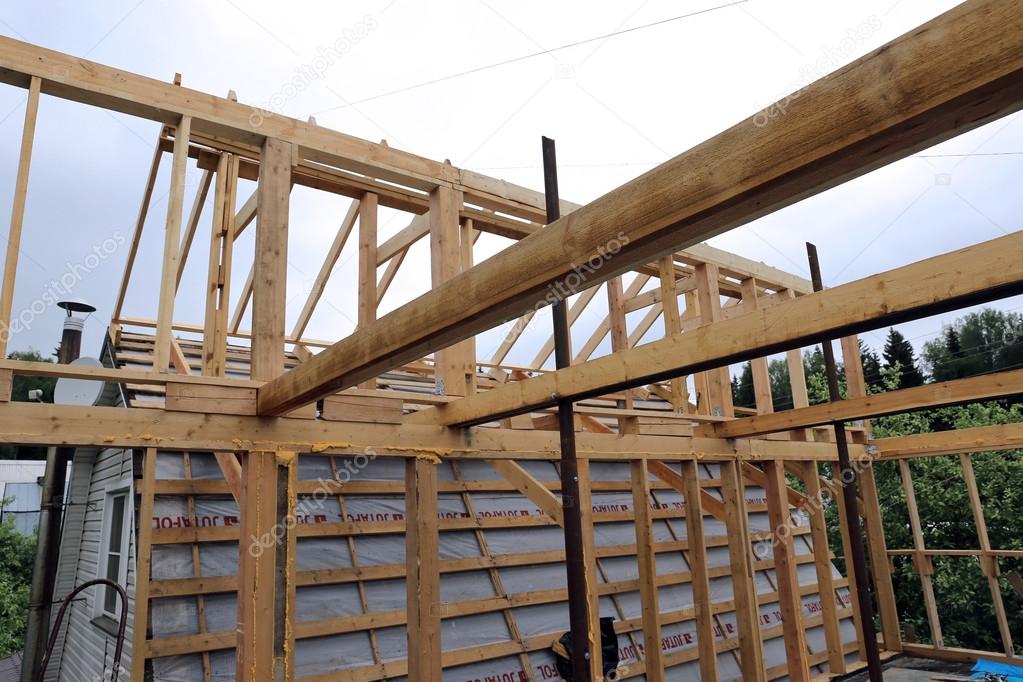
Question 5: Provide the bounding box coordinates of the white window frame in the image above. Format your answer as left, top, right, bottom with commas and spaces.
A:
96, 479, 133, 620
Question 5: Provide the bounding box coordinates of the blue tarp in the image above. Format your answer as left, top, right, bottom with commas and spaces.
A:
972, 658, 1023, 682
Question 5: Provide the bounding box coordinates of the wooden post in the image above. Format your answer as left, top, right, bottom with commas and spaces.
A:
155, 115, 191, 373
657, 257, 689, 413
131, 447, 157, 681
680, 460, 718, 681
898, 459, 943, 647
406, 457, 441, 682
576, 457, 603, 680
202, 154, 238, 376
251, 137, 291, 382
720, 459, 766, 681
429, 186, 470, 396
959, 453, 1014, 655
0, 75, 40, 358
741, 279, 774, 414
694, 264, 734, 417
763, 459, 811, 682
840, 334, 902, 651
358, 192, 378, 389
459, 218, 477, 394
607, 275, 638, 433
236, 450, 297, 681
798, 460, 846, 673
631, 459, 664, 680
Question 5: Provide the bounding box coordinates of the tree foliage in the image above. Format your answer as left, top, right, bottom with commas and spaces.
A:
0, 500, 36, 657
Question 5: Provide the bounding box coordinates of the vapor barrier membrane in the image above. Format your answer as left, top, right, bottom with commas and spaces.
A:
144, 452, 858, 681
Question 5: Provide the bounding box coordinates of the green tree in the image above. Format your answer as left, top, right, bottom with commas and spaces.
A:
732, 362, 756, 410
1, 349, 55, 460
0, 500, 36, 657
883, 328, 925, 388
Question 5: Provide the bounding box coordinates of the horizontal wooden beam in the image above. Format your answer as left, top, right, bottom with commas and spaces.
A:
705, 368, 1023, 438
413, 230, 1023, 426
875, 421, 1023, 459
0, 400, 853, 462
257, 1, 1023, 415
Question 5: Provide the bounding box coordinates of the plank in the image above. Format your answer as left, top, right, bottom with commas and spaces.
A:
411, 230, 1023, 426
708, 367, 1023, 438
630, 459, 664, 680
719, 459, 767, 681
131, 448, 157, 680
155, 116, 191, 373
487, 459, 563, 525
113, 137, 162, 320
291, 199, 359, 341
406, 457, 441, 681
358, 193, 378, 389
0, 75, 40, 358
876, 421, 1023, 459
658, 256, 687, 413
174, 169, 214, 290
680, 460, 718, 680
257, 1, 1023, 414
899, 459, 943, 647
763, 459, 811, 682
959, 453, 1014, 655
429, 186, 470, 396
251, 138, 291, 382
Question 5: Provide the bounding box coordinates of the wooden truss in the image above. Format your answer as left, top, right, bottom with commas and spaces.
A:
1, 1, 1022, 680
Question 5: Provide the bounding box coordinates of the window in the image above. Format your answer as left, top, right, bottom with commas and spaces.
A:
99, 488, 130, 619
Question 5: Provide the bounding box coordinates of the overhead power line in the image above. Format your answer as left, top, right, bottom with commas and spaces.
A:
313, 0, 748, 114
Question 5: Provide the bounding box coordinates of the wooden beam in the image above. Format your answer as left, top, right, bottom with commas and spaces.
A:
429, 186, 470, 396
659, 256, 688, 413
230, 265, 254, 334
719, 459, 766, 681
0, 75, 40, 358
131, 447, 157, 681
290, 199, 360, 341
377, 212, 428, 265
876, 421, 1023, 459
680, 460, 717, 681
630, 459, 664, 680
155, 117, 191, 373
202, 154, 237, 377
898, 459, 943, 647
412, 231, 1023, 426
174, 169, 214, 291
357, 193, 378, 389
959, 453, 1014, 656
406, 457, 441, 681
741, 279, 774, 415
251, 138, 291, 382
257, 0, 1023, 414
762, 459, 811, 682
113, 137, 162, 320
236, 450, 297, 680
708, 367, 1023, 438
486, 459, 563, 525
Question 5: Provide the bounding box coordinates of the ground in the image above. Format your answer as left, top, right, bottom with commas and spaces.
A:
842, 656, 973, 681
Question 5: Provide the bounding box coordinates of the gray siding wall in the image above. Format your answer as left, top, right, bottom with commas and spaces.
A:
46, 447, 135, 682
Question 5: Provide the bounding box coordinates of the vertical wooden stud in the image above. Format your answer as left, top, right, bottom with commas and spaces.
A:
358, 192, 378, 389
406, 457, 441, 681
155, 115, 192, 373
680, 460, 719, 681
898, 459, 943, 648
131, 447, 157, 681
631, 459, 664, 680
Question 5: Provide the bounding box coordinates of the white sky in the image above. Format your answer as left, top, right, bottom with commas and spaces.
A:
0, 0, 1020, 377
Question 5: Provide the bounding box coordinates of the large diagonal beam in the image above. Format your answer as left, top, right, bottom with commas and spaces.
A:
411, 231, 1023, 426
705, 368, 1023, 438
257, 1, 1023, 415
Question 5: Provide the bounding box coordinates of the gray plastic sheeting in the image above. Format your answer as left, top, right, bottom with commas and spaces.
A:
146, 452, 858, 681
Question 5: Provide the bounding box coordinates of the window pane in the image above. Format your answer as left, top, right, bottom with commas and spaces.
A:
108, 495, 125, 553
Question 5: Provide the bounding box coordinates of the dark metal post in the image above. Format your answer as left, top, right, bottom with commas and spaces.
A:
806, 242, 884, 682
544, 136, 593, 681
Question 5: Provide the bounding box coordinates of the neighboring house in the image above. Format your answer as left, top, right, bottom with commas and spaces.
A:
44, 338, 136, 682
0, 460, 46, 536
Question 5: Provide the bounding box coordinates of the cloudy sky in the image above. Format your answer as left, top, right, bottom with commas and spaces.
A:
0, 0, 1019, 380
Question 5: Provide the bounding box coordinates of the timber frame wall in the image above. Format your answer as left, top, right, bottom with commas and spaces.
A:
1, 0, 1023, 679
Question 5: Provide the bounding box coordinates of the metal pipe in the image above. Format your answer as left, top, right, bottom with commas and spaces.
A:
544, 136, 593, 681
806, 242, 884, 682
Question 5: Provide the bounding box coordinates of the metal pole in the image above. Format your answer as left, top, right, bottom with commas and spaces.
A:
21, 318, 82, 682
805, 242, 884, 682
544, 136, 593, 681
